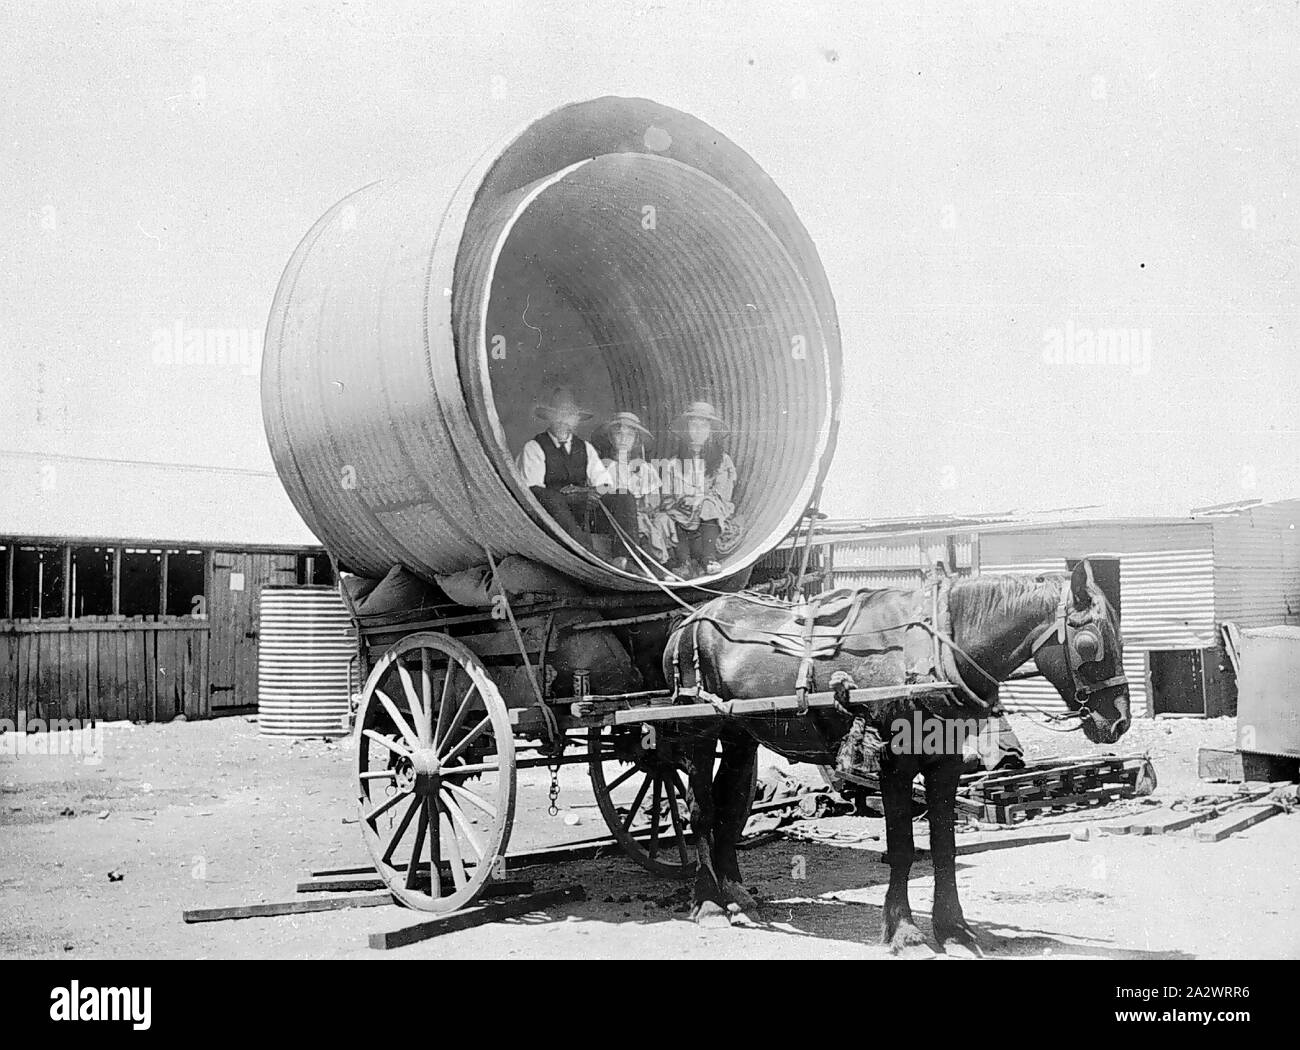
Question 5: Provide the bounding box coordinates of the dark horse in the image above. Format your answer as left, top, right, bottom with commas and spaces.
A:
662, 560, 1131, 956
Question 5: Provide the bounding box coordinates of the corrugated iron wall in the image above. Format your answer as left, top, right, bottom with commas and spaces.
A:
980, 522, 1218, 717
1211, 501, 1300, 628
829, 532, 974, 592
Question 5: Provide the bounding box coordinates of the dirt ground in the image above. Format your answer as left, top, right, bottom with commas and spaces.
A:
2, 713, 1297, 959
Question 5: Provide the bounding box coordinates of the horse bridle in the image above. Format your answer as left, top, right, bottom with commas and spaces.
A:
1029, 581, 1129, 713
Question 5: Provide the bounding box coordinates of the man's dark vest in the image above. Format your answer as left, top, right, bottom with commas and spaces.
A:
535, 432, 588, 488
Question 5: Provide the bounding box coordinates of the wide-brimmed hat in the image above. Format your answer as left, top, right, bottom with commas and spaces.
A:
533, 387, 593, 423
594, 411, 652, 442
674, 400, 727, 431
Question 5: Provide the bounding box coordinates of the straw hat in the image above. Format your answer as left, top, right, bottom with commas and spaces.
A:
533, 387, 593, 423
674, 400, 727, 431
594, 411, 652, 442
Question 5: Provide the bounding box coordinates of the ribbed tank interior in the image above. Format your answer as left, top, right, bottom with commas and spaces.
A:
460, 152, 831, 574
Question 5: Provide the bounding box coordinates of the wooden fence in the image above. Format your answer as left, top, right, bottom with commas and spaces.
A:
0, 620, 210, 724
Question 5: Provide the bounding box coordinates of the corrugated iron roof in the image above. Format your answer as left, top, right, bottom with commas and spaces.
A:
0, 450, 321, 549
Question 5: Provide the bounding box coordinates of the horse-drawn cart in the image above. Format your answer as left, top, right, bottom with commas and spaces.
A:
344, 577, 970, 913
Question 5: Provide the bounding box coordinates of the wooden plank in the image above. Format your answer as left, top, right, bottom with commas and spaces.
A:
183, 892, 398, 924
196, 629, 209, 719
1194, 804, 1282, 842
109, 631, 126, 722
145, 627, 157, 723
296, 877, 534, 896
1125, 806, 1219, 836
46, 633, 62, 722
58, 631, 73, 722
22, 632, 37, 724
86, 631, 99, 722
0, 619, 209, 633
123, 629, 139, 722
368, 886, 586, 950
183, 630, 201, 719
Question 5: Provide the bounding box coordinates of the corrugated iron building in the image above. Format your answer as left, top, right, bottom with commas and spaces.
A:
0, 452, 330, 724
772, 500, 1300, 719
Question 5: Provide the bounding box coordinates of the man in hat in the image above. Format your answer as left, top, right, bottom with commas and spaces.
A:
516, 388, 635, 562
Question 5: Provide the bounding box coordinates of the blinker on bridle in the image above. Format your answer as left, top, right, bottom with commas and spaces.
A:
1029, 580, 1129, 710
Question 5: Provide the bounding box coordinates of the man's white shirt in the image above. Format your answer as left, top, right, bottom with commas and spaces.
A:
517, 432, 613, 490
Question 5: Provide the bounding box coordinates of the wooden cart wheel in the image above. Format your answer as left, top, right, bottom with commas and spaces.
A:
355, 632, 516, 912
587, 726, 757, 878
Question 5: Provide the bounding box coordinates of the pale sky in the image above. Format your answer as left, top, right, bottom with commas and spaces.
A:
3, 0, 1297, 523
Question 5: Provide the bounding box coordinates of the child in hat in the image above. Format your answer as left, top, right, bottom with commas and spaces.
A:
659, 401, 737, 576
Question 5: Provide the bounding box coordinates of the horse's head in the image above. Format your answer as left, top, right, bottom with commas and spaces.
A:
1030, 560, 1131, 744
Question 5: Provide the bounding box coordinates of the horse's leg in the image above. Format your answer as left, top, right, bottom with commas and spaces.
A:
881, 756, 932, 957
710, 731, 760, 919
925, 753, 982, 957
684, 734, 730, 928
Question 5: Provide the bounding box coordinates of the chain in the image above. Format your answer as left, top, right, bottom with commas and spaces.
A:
547, 762, 561, 817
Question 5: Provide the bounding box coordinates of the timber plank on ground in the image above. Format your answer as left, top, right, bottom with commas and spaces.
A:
1194, 804, 1283, 842
367, 885, 586, 950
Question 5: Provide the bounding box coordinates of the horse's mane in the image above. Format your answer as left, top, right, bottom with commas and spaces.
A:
947, 573, 1063, 635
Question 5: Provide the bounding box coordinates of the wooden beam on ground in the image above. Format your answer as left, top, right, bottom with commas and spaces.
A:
1098, 814, 1146, 835
368, 885, 586, 950
296, 876, 534, 896
183, 892, 397, 924
1124, 807, 1218, 836
1194, 804, 1283, 842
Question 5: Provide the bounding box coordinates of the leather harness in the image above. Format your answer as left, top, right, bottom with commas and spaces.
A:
670, 577, 1129, 719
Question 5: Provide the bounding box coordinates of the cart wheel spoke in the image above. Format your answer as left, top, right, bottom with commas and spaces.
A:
439, 684, 479, 754
438, 799, 467, 889
364, 727, 411, 759
443, 778, 497, 821
426, 798, 445, 896
662, 776, 690, 868
649, 776, 662, 859
434, 660, 456, 747
373, 687, 420, 750
441, 715, 492, 766
382, 795, 422, 865
405, 802, 428, 891
441, 789, 485, 861
621, 772, 655, 834
605, 764, 639, 794
364, 786, 412, 826
395, 655, 431, 747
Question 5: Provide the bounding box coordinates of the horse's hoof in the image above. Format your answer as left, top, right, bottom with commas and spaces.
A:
888, 922, 933, 958
936, 921, 984, 959
893, 942, 937, 960
727, 907, 757, 928
939, 938, 983, 960
692, 900, 732, 929
722, 880, 760, 916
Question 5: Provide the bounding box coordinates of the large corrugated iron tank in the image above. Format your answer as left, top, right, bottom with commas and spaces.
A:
262, 96, 841, 591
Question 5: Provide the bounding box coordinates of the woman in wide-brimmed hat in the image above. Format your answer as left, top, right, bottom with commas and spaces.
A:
592, 411, 675, 567
658, 401, 738, 576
